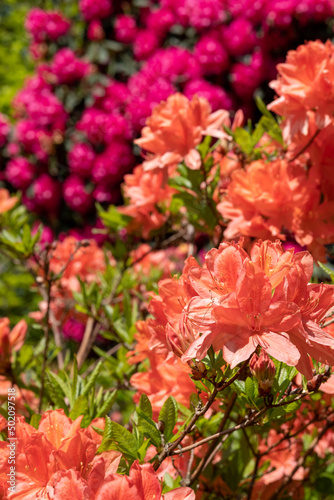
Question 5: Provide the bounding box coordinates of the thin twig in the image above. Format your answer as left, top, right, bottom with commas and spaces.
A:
181, 448, 195, 487
247, 454, 261, 500
268, 418, 334, 500
190, 392, 238, 485
173, 391, 310, 457
172, 410, 267, 455
153, 360, 250, 471
77, 317, 98, 369
38, 278, 52, 413
288, 129, 320, 162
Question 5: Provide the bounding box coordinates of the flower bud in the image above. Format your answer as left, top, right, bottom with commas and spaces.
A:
250, 351, 276, 396
190, 361, 207, 381
157, 420, 165, 432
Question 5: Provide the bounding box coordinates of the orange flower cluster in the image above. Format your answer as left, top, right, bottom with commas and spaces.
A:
268, 40, 334, 141
252, 429, 305, 500
0, 409, 194, 499
135, 93, 230, 170
0, 409, 121, 498
94, 460, 195, 500
217, 40, 334, 259
120, 165, 176, 238
218, 158, 334, 260
129, 321, 196, 419
121, 94, 242, 238
140, 240, 334, 379
0, 377, 38, 414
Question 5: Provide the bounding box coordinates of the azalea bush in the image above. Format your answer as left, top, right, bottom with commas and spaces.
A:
0, 0, 334, 235
2, 36, 334, 500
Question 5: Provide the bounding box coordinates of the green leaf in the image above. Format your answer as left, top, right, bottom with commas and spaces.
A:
260, 116, 284, 145
137, 438, 152, 462
245, 377, 256, 401
30, 414, 41, 429
268, 406, 286, 420
47, 371, 70, 401
222, 124, 234, 138
168, 176, 193, 190
97, 204, 132, 232
82, 361, 103, 397
139, 394, 153, 419
318, 261, 334, 283
234, 127, 254, 155
91, 425, 104, 436
44, 372, 68, 413
197, 135, 212, 159
233, 380, 245, 395
255, 96, 273, 119
158, 396, 178, 442
284, 400, 302, 413
22, 224, 31, 252
98, 417, 138, 460
96, 390, 117, 418
136, 409, 162, 448
314, 475, 334, 494
69, 395, 89, 420
123, 290, 133, 329
251, 122, 265, 146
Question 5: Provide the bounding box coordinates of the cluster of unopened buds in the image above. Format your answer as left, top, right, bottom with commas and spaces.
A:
250, 351, 276, 396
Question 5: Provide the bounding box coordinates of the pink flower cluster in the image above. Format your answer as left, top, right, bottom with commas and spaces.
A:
1, 0, 333, 235
25, 8, 71, 43
79, 0, 113, 22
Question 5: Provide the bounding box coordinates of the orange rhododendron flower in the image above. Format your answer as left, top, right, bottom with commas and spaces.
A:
120, 164, 176, 238
95, 460, 195, 500
129, 321, 196, 419
143, 239, 334, 379
0, 377, 38, 414
0, 318, 26, 373
135, 93, 232, 170
131, 243, 188, 281
218, 158, 334, 259
0, 189, 18, 214
302, 120, 334, 199
268, 40, 334, 142
251, 429, 305, 500
0, 409, 121, 499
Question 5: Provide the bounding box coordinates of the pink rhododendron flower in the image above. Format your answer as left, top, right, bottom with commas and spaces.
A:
25, 8, 71, 43
5, 157, 36, 190
48, 48, 91, 85
79, 0, 112, 21
114, 15, 138, 44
